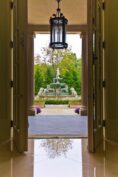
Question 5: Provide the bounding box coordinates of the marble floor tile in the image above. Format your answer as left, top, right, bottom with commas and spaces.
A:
0, 139, 118, 177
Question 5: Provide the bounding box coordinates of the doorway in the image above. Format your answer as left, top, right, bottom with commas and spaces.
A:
28, 32, 88, 138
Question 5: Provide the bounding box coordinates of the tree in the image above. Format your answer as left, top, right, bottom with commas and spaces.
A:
34, 46, 82, 96
34, 54, 41, 65
34, 65, 43, 95
59, 51, 82, 95
45, 66, 53, 85
40, 47, 72, 76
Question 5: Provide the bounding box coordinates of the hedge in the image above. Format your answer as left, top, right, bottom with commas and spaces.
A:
45, 100, 69, 104
34, 99, 81, 105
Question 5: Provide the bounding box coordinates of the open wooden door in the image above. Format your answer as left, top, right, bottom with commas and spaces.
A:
13, 0, 28, 152
88, 0, 104, 152
0, 0, 11, 145
104, 0, 118, 143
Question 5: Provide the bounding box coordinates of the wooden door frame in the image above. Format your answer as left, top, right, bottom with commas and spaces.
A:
87, 0, 104, 152
0, 0, 11, 144
87, 0, 95, 152
13, 0, 28, 152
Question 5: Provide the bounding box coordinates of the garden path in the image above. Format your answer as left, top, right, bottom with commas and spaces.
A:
28, 105, 87, 138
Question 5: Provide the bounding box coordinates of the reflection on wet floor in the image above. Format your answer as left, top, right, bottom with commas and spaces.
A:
39, 139, 73, 158
34, 139, 83, 177
0, 139, 118, 177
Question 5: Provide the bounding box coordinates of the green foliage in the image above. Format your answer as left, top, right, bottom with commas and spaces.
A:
45, 100, 69, 104
34, 65, 43, 95
45, 66, 53, 85
34, 47, 82, 96
34, 99, 45, 104
34, 99, 81, 105
34, 99, 45, 107
59, 52, 82, 95
69, 99, 81, 105
34, 64, 53, 95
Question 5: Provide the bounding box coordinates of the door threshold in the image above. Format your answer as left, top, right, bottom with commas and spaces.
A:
28, 134, 88, 139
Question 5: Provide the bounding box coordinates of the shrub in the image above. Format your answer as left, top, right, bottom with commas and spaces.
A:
34, 100, 45, 104
34, 100, 45, 108
69, 99, 81, 105
45, 100, 69, 104
34, 99, 81, 105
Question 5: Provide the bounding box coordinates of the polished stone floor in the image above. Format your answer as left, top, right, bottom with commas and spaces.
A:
0, 139, 118, 177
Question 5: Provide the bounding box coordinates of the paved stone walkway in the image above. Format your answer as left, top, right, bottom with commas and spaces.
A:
40, 105, 77, 115
28, 105, 88, 138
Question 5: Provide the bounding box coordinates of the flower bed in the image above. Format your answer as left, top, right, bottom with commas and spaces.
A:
75, 107, 80, 114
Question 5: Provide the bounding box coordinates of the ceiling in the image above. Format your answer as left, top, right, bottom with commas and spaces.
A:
28, 0, 87, 25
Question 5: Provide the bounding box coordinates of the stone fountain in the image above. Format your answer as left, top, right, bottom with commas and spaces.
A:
35, 68, 78, 100
47, 68, 69, 96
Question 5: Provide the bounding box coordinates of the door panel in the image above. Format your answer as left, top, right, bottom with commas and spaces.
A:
13, 0, 28, 152
105, 0, 118, 142
0, 0, 11, 144
88, 0, 94, 152
93, 0, 104, 149
88, 0, 104, 152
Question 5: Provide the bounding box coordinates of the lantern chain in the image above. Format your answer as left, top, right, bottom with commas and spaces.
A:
56, 0, 62, 17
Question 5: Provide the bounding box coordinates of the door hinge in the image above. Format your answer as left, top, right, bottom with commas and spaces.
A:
102, 80, 106, 88
10, 81, 14, 88
93, 54, 98, 61
102, 41, 106, 49
92, 17, 95, 25
10, 41, 14, 48
103, 120, 106, 127
10, 120, 14, 128
10, 1, 14, 9
93, 93, 95, 100
93, 53, 98, 64
102, 2, 106, 10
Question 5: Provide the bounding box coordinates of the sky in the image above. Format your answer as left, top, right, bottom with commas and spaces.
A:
34, 34, 82, 59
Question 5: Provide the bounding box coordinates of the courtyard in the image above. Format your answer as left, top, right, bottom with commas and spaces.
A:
28, 105, 88, 138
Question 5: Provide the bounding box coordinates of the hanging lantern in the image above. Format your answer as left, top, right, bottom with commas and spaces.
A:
49, 0, 68, 49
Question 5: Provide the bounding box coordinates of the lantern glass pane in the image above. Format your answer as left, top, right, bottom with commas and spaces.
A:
52, 27, 55, 43
54, 25, 62, 43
